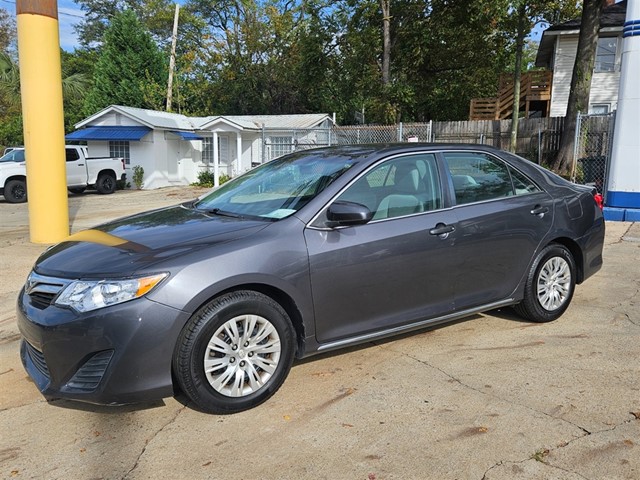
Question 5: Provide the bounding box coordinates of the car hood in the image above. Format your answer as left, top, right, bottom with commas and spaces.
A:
34, 204, 271, 278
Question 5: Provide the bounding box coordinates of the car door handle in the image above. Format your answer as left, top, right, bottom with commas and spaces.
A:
531, 205, 549, 217
429, 223, 455, 236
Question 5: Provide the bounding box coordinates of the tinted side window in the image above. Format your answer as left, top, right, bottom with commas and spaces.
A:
509, 167, 540, 195
65, 148, 80, 162
444, 152, 513, 205
338, 154, 442, 220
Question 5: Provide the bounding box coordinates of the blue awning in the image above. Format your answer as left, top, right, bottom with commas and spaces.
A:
65, 126, 152, 141
171, 130, 204, 140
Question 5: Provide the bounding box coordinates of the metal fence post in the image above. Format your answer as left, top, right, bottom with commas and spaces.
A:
429, 120, 433, 142
261, 125, 266, 164
398, 122, 403, 142
538, 124, 542, 165
603, 110, 616, 202
571, 112, 583, 182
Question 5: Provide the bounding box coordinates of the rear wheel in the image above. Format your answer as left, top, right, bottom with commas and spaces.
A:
514, 243, 576, 323
173, 290, 295, 414
4, 179, 27, 203
96, 173, 116, 194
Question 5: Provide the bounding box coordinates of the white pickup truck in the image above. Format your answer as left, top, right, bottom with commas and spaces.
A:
0, 145, 126, 203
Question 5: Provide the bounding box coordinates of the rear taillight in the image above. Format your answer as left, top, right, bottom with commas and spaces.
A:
593, 193, 604, 210
121, 159, 126, 170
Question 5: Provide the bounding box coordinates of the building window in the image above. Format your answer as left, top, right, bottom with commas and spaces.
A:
594, 37, 617, 73
270, 136, 293, 159
589, 104, 610, 115
202, 137, 213, 164
202, 136, 229, 165
109, 141, 130, 165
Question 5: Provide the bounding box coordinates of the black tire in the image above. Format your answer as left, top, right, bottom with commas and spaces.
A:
4, 179, 27, 203
173, 290, 295, 414
514, 243, 576, 323
68, 187, 86, 195
96, 173, 116, 194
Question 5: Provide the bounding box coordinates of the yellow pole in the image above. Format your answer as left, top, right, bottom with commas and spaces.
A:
16, 0, 69, 243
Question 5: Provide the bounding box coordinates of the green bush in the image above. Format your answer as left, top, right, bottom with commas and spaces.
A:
132, 165, 144, 189
192, 170, 230, 187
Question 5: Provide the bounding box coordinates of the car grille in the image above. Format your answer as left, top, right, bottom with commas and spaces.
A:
24, 272, 70, 308
25, 341, 50, 378
64, 350, 114, 393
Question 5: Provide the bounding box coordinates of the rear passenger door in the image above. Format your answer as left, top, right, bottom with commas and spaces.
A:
442, 151, 554, 310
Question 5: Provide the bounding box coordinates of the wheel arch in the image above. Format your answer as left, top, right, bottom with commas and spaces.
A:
546, 237, 584, 284
184, 283, 307, 359
97, 169, 117, 180
4, 174, 26, 187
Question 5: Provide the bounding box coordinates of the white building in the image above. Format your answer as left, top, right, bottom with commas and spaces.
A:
66, 105, 334, 189
535, 1, 627, 117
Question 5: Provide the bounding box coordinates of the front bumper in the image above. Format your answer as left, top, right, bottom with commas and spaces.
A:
17, 287, 190, 405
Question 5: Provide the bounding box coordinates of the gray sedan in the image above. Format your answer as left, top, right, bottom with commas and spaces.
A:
17, 144, 604, 413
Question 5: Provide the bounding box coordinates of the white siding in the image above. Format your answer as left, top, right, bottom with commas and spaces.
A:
550, 34, 622, 117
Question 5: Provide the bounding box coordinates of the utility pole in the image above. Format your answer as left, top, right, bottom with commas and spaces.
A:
16, 0, 69, 243
166, 3, 180, 112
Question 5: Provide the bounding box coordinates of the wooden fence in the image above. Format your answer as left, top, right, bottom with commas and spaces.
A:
431, 117, 565, 164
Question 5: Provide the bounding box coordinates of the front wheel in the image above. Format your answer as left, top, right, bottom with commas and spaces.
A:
173, 290, 295, 414
96, 173, 116, 194
4, 179, 27, 203
514, 243, 576, 323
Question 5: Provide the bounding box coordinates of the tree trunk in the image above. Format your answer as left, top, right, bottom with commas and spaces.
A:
509, 4, 527, 153
553, 0, 604, 176
380, 0, 390, 85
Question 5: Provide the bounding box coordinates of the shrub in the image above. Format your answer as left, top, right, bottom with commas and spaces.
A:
132, 165, 144, 189
192, 170, 230, 187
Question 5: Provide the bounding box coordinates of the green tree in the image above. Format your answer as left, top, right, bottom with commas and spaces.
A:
75, 0, 177, 48
83, 10, 168, 114
0, 8, 15, 53
0, 51, 90, 149
502, 1, 580, 152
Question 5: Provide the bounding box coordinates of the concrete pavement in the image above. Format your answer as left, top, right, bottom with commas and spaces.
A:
1, 187, 638, 480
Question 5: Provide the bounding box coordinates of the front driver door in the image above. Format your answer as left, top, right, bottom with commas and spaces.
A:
304, 153, 459, 345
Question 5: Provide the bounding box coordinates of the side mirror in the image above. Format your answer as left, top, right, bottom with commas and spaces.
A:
325, 201, 373, 228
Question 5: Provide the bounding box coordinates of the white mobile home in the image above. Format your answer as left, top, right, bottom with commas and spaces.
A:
66, 105, 334, 189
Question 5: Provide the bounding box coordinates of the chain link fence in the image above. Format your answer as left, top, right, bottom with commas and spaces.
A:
261, 123, 433, 162
260, 115, 616, 195
573, 112, 616, 194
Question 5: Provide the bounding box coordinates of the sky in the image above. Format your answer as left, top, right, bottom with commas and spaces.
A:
2, 0, 86, 51
2, 0, 548, 52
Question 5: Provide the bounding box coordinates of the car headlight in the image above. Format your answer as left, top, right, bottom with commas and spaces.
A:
55, 273, 168, 312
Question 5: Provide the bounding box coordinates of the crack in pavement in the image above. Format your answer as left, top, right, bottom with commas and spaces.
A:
479, 417, 637, 480
376, 343, 593, 437
121, 405, 186, 480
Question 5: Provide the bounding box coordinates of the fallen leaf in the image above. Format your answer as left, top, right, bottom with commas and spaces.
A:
341, 423, 354, 428
623, 439, 634, 446
10, 470, 19, 477
79, 448, 86, 453
283, 415, 291, 421
93, 431, 101, 437
631, 411, 640, 420
368, 474, 376, 480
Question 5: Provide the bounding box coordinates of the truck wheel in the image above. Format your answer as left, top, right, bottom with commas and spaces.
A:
68, 187, 86, 195
96, 173, 116, 194
4, 179, 27, 203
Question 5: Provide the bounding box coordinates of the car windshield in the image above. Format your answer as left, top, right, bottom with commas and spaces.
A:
194, 150, 358, 220
0, 149, 25, 163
